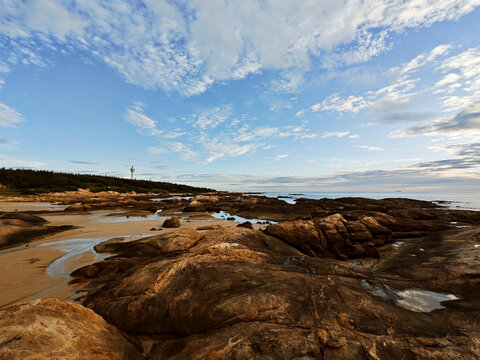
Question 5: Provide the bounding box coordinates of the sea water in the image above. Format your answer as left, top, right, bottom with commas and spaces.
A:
244, 191, 480, 211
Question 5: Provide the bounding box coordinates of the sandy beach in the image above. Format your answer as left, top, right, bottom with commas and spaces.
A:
0, 200, 245, 308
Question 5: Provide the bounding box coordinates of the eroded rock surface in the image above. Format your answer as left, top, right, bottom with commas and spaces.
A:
0, 298, 142, 360
71, 219, 480, 359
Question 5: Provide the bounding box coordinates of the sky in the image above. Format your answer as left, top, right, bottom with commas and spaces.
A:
0, 0, 479, 192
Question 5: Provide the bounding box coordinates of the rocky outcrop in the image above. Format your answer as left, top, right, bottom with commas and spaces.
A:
266, 213, 394, 259
0, 298, 142, 360
71, 225, 480, 359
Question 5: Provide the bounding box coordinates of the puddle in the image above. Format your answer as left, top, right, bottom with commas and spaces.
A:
282, 256, 316, 274
41, 234, 149, 278
211, 210, 277, 224
361, 280, 460, 312
277, 196, 296, 204
474, 244, 480, 248
348, 262, 359, 266
41, 237, 112, 278
392, 241, 404, 247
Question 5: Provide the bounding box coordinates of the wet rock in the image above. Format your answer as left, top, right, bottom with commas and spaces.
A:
0, 298, 142, 360
162, 215, 181, 228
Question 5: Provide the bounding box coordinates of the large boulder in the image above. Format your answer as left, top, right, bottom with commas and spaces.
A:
162, 215, 181, 228
0, 298, 142, 360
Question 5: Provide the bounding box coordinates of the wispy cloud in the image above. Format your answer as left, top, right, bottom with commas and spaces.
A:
356, 145, 384, 151
69, 160, 100, 165
275, 154, 289, 161
0, 103, 23, 127
391, 101, 480, 138
1, 1, 479, 95
321, 131, 350, 138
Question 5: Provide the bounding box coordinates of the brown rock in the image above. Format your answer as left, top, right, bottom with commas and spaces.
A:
344, 220, 373, 242
162, 215, 181, 228
364, 247, 380, 259
313, 214, 348, 251
237, 221, 254, 229
359, 215, 392, 241
184, 200, 206, 212
0, 298, 142, 360
266, 220, 327, 255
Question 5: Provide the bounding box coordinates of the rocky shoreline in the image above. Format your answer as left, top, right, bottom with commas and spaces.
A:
1, 192, 480, 359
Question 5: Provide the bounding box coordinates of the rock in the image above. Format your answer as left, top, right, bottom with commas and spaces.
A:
184, 200, 206, 212
359, 215, 392, 242
364, 247, 380, 259
71, 225, 480, 360
0, 212, 47, 225
349, 243, 365, 257
237, 221, 254, 229
313, 214, 348, 252
0, 298, 142, 360
344, 221, 373, 242
266, 220, 327, 256
193, 195, 219, 203
162, 215, 181, 228
226, 216, 235, 221
64, 203, 86, 212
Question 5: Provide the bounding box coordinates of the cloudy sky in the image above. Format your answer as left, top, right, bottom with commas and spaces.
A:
0, 0, 479, 192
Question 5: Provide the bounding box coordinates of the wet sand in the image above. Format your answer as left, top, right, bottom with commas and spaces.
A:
0, 201, 244, 308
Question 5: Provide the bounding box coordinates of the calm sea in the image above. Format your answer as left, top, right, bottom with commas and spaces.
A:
244, 191, 480, 211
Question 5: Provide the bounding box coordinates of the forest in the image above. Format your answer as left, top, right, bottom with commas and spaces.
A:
0, 168, 215, 195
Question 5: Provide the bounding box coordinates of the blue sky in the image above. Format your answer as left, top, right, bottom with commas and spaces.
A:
0, 0, 479, 192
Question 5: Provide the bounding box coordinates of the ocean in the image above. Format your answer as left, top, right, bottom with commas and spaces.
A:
243, 191, 480, 211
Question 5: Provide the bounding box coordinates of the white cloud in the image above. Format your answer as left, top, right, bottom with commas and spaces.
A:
1, 1, 479, 95
321, 131, 350, 138
0, 102, 23, 127
356, 145, 384, 151
294, 110, 306, 118
148, 147, 168, 154
167, 142, 199, 161
194, 106, 232, 129
314, 94, 367, 113
275, 154, 289, 161
0, 153, 44, 168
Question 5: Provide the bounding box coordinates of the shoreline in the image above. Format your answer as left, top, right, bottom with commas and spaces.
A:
0, 199, 258, 308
